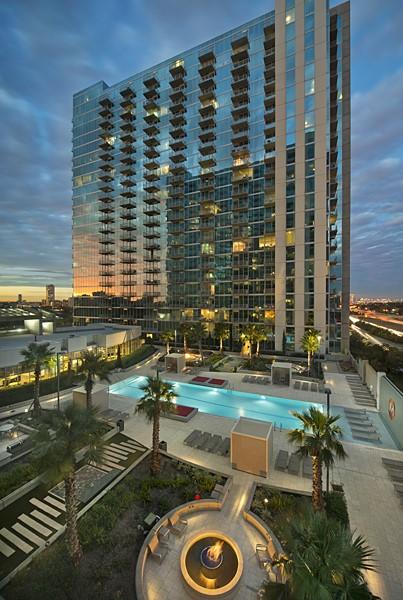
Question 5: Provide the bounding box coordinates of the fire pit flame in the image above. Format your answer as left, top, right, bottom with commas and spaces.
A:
207, 540, 224, 563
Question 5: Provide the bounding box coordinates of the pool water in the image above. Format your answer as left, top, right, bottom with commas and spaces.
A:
109, 376, 322, 430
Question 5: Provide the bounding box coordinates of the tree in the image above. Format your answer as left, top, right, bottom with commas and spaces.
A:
77, 350, 111, 409
34, 405, 105, 566
254, 324, 268, 356
179, 322, 194, 354
161, 330, 175, 355
288, 407, 346, 511
263, 510, 376, 600
135, 376, 176, 475
239, 324, 256, 358
21, 342, 54, 417
191, 321, 208, 361
300, 328, 321, 374
214, 323, 230, 353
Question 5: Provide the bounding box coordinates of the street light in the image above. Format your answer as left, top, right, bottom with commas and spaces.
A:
324, 386, 332, 495
56, 351, 67, 412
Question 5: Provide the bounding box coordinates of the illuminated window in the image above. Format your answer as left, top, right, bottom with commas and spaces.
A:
201, 243, 214, 255
233, 240, 247, 253
286, 8, 295, 24
285, 229, 295, 246
160, 164, 170, 175
201, 309, 214, 320
259, 235, 276, 248
264, 309, 275, 321
183, 309, 194, 318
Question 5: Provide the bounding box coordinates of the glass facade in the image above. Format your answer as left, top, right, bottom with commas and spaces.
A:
72, 0, 350, 354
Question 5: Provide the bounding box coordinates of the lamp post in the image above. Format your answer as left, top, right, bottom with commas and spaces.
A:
324, 386, 332, 495
56, 351, 67, 413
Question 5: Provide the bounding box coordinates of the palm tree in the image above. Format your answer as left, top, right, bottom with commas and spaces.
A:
21, 342, 54, 416
161, 330, 175, 355
34, 405, 104, 566
179, 322, 194, 354
288, 407, 346, 511
263, 510, 376, 600
77, 350, 111, 409
135, 376, 176, 475
300, 328, 321, 374
214, 322, 230, 353
239, 323, 256, 358
191, 321, 208, 361
254, 324, 268, 356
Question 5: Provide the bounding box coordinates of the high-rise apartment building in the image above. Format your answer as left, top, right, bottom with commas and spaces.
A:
72, 0, 350, 354
45, 284, 55, 307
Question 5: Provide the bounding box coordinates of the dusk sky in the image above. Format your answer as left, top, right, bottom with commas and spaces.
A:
0, 0, 402, 301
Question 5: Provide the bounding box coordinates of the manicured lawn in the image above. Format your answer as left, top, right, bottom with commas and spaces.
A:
3, 454, 226, 600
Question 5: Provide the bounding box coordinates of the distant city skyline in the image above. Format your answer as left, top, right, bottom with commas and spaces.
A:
0, 0, 402, 297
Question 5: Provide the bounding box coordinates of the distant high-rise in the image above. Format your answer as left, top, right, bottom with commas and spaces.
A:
17, 294, 23, 303
72, 0, 350, 354
46, 284, 55, 307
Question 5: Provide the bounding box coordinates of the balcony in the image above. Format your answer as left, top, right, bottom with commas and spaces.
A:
199, 88, 216, 103
199, 50, 215, 65
121, 179, 135, 188
199, 116, 215, 130
144, 159, 159, 171
121, 110, 135, 122
170, 126, 186, 140
169, 114, 186, 128
99, 140, 114, 151
120, 132, 135, 144
199, 62, 215, 78
232, 88, 249, 106
200, 177, 214, 191
121, 246, 137, 253
170, 186, 185, 197
232, 131, 249, 147
121, 144, 135, 154
199, 130, 215, 143
99, 226, 114, 236
100, 258, 115, 266
144, 88, 160, 101
121, 189, 136, 198
169, 164, 186, 176
99, 162, 114, 172
99, 152, 113, 162
120, 87, 135, 99
199, 142, 216, 156
199, 155, 216, 168
144, 219, 160, 228
99, 120, 113, 131
121, 167, 135, 178
170, 62, 186, 77
99, 248, 114, 255
170, 152, 186, 163
120, 234, 137, 243
144, 137, 159, 148
120, 98, 135, 111
99, 195, 113, 204
167, 208, 184, 221
231, 48, 249, 63
120, 199, 136, 209
169, 139, 186, 152
199, 104, 215, 118
120, 121, 134, 132
144, 207, 160, 216
231, 61, 249, 77
144, 113, 159, 126
199, 77, 215, 92
143, 76, 159, 89
99, 107, 113, 119
120, 222, 136, 231
99, 236, 114, 243
121, 211, 136, 220
99, 183, 113, 193
144, 147, 160, 160
144, 242, 161, 251
121, 268, 137, 275
144, 99, 159, 113
100, 270, 114, 278
98, 173, 114, 183
144, 170, 159, 183
144, 184, 159, 194
143, 195, 160, 205
169, 90, 186, 104
99, 205, 114, 214
167, 197, 183, 210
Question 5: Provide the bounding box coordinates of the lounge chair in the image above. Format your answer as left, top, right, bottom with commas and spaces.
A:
184, 429, 201, 446
288, 453, 301, 475
274, 450, 289, 471
351, 431, 380, 442
189, 431, 205, 448
303, 456, 313, 478
168, 514, 187, 536
294, 381, 301, 390
191, 376, 209, 385
256, 544, 270, 568
148, 536, 168, 563
382, 458, 403, 469
205, 434, 222, 453
196, 432, 212, 450
209, 378, 227, 387
217, 437, 230, 456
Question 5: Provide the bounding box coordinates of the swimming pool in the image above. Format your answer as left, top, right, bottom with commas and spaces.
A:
109, 376, 322, 430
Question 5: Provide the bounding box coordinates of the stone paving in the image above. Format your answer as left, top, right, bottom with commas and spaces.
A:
109, 356, 403, 600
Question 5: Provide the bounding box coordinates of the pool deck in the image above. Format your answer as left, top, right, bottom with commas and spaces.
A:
108, 355, 403, 600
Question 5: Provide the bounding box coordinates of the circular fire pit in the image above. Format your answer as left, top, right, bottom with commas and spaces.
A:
180, 531, 243, 598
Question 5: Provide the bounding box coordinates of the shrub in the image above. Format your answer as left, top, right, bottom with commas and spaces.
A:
325, 490, 349, 527
119, 345, 156, 369
0, 462, 40, 499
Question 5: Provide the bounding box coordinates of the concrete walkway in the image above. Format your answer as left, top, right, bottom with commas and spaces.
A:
143, 478, 268, 600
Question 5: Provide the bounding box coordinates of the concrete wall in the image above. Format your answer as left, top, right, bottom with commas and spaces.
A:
378, 377, 403, 450
231, 433, 268, 477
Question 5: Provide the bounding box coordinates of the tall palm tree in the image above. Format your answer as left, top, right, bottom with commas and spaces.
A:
254, 324, 268, 356
161, 330, 175, 355
179, 322, 194, 354
263, 510, 376, 600
300, 328, 321, 374
239, 323, 256, 358
77, 350, 111, 409
34, 405, 105, 566
135, 376, 176, 475
214, 322, 230, 353
191, 321, 208, 361
288, 407, 346, 511
21, 342, 54, 416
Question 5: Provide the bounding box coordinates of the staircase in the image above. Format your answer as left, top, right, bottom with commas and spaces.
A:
345, 374, 377, 408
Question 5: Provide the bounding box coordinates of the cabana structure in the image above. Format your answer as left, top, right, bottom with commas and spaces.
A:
230, 417, 273, 477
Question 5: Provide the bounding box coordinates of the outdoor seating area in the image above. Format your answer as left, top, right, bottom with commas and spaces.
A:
274, 450, 312, 478
190, 376, 228, 388
242, 375, 271, 385
344, 409, 380, 442
183, 429, 231, 456
382, 457, 403, 505
294, 380, 320, 393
